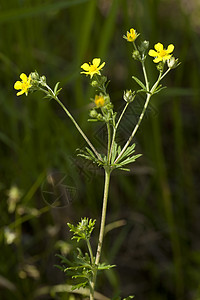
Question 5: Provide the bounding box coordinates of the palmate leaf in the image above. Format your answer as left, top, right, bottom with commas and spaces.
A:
77, 147, 104, 167
112, 143, 142, 171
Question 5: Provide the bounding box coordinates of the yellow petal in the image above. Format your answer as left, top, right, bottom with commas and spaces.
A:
154, 43, 163, 52
81, 63, 90, 71
154, 57, 162, 63
80, 71, 89, 75
98, 62, 105, 70
166, 44, 174, 53
148, 49, 158, 57
164, 54, 172, 60
20, 73, 28, 82
16, 90, 25, 96
92, 58, 101, 68
14, 81, 22, 90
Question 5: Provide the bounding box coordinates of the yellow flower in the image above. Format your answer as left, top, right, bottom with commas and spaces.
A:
123, 28, 139, 42
94, 95, 105, 107
148, 43, 174, 63
81, 58, 105, 78
14, 73, 32, 96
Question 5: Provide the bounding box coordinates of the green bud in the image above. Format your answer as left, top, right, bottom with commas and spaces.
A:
156, 61, 165, 73
89, 109, 98, 118
40, 75, 46, 86
139, 40, 149, 53
30, 71, 39, 81
123, 90, 136, 103
91, 80, 99, 87
97, 113, 103, 120
132, 50, 141, 60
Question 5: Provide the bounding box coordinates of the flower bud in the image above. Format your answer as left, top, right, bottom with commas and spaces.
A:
156, 61, 165, 73
89, 109, 98, 118
132, 50, 141, 60
97, 113, 103, 120
39, 75, 47, 86
123, 90, 136, 103
167, 57, 180, 69
30, 71, 40, 81
91, 80, 99, 87
139, 40, 149, 53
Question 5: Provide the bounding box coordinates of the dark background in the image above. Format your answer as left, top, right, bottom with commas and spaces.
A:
0, 0, 200, 299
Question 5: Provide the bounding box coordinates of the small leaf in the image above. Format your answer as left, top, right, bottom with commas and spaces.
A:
132, 76, 147, 90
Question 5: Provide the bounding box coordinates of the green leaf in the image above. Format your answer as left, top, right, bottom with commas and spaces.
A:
98, 263, 116, 270
71, 281, 88, 291
132, 76, 147, 90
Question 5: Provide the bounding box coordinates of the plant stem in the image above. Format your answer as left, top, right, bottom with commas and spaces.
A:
114, 67, 171, 164
90, 168, 111, 299
114, 92, 152, 164
108, 102, 129, 163
141, 60, 149, 91
43, 85, 102, 162
86, 239, 95, 266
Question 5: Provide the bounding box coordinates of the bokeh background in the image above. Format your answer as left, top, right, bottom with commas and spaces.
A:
1, 0, 200, 299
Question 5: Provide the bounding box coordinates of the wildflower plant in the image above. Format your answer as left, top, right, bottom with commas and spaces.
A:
14, 29, 179, 299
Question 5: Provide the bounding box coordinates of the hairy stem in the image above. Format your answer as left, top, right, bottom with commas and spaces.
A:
90, 168, 111, 299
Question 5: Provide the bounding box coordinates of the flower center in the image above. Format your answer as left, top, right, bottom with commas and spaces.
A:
90, 65, 97, 72
159, 50, 167, 57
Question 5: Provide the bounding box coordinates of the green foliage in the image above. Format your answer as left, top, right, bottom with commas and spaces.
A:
67, 218, 96, 242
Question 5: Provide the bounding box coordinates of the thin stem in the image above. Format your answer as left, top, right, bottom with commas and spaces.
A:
106, 122, 111, 159
114, 67, 171, 164
90, 168, 111, 299
86, 239, 95, 266
114, 93, 151, 164
108, 102, 129, 163
141, 60, 149, 91
42, 85, 102, 162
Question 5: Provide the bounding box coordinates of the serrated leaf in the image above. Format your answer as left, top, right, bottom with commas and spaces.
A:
132, 76, 147, 90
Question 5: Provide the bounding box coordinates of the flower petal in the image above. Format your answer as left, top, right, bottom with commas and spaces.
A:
81, 63, 90, 71
154, 43, 163, 52
16, 90, 25, 96
148, 49, 158, 57
92, 58, 101, 68
20, 73, 28, 82
164, 54, 172, 60
98, 62, 105, 70
153, 57, 162, 63
14, 81, 22, 90
166, 44, 174, 53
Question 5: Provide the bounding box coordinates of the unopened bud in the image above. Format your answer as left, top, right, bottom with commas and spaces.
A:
123, 90, 136, 103
89, 109, 98, 118
40, 75, 46, 86
156, 62, 165, 73
97, 113, 103, 120
30, 71, 39, 81
91, 80, 99, 87
132, 50, 141, 60
167, 57, 180, 69
139, 40, 149, 53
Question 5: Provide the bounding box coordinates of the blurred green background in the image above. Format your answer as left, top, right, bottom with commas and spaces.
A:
1, 0, 200, 299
